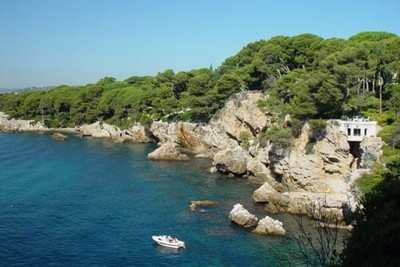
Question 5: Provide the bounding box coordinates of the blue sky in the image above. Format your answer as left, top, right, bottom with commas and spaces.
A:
1, 0, 399, 89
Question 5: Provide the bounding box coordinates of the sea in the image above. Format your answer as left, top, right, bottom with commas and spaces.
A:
0, 133, 309, 266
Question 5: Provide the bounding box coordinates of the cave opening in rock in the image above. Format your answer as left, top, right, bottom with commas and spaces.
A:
348, 141, 362, 167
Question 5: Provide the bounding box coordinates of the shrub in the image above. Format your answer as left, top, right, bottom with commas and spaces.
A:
239, 130, 253, 149
308, 119, 327, 139
355, 162, 385, 194
259, 124, 293, 148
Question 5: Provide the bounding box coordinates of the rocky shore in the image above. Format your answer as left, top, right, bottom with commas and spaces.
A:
0, 91, 383, 226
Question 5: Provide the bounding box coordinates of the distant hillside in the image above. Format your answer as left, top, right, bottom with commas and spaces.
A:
0, 86, 55, 93
0, 88, 17, 93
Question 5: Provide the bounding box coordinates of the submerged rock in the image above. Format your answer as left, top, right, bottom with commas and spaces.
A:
52, 132, 68, 141
189, 200, 218, 211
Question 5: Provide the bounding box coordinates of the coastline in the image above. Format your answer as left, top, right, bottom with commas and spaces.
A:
1, 90, 381, 230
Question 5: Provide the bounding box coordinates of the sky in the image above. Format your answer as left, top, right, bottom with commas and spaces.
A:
0, 0, 399, 89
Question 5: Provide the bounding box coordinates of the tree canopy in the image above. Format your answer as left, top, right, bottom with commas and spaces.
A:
0, 31, 399, 129
340, 158, 400, 267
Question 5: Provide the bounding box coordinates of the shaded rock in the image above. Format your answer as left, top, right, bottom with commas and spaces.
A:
213, 146, 251, 175
52, 132, 68, 141
189, 200, 218, 211
253, 216, 286, 236
147, 141, 190, 161
246, 159, 276, 185
229, 203, 258, 228
360, 136, 384, 168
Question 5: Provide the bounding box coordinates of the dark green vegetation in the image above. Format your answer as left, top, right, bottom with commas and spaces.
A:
0, 32, 399, 129
340, 158, 400, 267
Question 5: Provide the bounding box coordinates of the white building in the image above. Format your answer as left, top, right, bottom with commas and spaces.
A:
337, 116, 378, 142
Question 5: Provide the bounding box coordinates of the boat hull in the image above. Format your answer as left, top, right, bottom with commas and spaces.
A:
152, 235, 185, 249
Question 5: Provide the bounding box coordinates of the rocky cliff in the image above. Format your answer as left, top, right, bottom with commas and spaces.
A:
0, 112, 47, 132
144, 91, 366, 222
0, 91, 382, 223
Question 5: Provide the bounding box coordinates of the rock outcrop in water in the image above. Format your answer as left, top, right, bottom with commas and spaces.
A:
229, 204, 258, 228
253, 216, 286, 236
189, 200, 218, 211
147, 141, 190, 161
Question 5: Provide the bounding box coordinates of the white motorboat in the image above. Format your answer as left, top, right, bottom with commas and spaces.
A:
152, 235, 186, 249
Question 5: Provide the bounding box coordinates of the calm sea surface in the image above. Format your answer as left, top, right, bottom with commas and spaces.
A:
0, 133, 306, 266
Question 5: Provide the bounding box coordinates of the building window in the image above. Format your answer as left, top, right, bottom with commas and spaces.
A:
347, 128, 351, 136
354, 128, 361, 136
364, 129, 368, 136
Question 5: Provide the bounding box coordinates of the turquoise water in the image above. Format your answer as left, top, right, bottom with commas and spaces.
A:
0, 133, 304, 266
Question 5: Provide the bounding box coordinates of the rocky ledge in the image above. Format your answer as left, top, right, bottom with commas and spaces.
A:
147, 141, 190, 161
229, 203, 286, 236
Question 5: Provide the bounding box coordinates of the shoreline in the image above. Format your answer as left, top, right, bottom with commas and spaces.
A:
1, 88, 372, 229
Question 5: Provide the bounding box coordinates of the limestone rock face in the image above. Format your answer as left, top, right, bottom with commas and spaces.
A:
125, 124, 151, 143
80, 122, 120, 138
149, 121, 236, 157
253, 216, 286, 236
0, 112, 46, 132
147, 141, 190, 161
79, 122, 150, 143
210, 91, 271, 141
213, 146, 251, 175
229, 204, 258, 228
247, 159, 277, 185
253, 183, 350, 221
272, 121, 354, 194
252, 182, 278, 202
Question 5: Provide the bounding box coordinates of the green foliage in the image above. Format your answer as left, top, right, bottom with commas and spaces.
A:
259, 124, 293, 148
308, 119, 327, 139
355, 162, 385, 194
0, 31, 399, 130
340, 161, 400, 266
382, 145, 400, 160
379, 122, 400, 149
239, 130, 253, 149
348, 31, 397, 43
